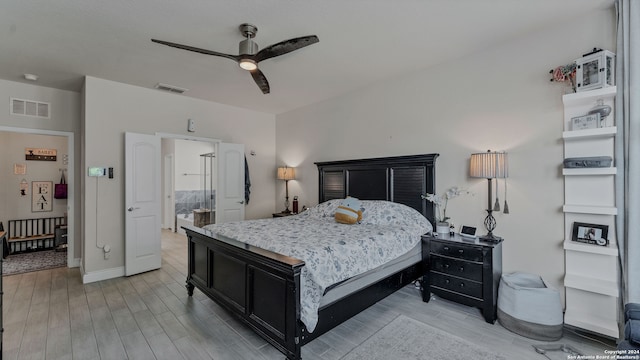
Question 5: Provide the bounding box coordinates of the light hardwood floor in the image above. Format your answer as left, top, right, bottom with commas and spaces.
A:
2, 229, 615, 359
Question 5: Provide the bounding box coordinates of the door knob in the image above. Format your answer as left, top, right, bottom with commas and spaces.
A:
237, 200, 245, 204
127, 207, 140, 212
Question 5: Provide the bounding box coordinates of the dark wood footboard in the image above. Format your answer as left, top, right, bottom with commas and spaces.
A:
185, 226, 305, 360
185, 225, 428, 359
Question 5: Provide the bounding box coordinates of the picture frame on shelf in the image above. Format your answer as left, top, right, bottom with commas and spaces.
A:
571, 113, 600, 131
572, 222, 609, 246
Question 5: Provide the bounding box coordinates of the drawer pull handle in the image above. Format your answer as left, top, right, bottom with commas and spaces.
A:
443, 246, 450, 251
444, 264, 450, 269
459, 267, 464, 272
445, 279, 450, 284
459, 283, 465, 288
458, 249, 464, 254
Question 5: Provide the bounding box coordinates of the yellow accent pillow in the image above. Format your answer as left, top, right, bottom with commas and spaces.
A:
335, 197, 362, 224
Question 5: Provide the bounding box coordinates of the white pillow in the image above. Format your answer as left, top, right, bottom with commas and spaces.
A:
304, 199, 342, 218
360, 200, 432, 233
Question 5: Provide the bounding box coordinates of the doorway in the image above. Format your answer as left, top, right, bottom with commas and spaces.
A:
0, 126, 75, 272
124, 132, 244, 277
161, 137, 216, 235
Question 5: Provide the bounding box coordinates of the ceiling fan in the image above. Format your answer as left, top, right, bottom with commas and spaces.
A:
152, 23, 319, 94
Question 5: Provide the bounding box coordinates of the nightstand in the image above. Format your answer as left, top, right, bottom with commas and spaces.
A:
422, 233, 502, 323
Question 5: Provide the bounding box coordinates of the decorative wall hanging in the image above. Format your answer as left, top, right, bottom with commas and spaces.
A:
32, 181, 53, 212
14, 163, 26, 175
25, 148, 57, 161
20, 179, 28, 196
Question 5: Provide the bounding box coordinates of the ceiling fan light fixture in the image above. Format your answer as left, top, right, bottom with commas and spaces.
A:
239, 59, 257, 71
152, 23, 318, 94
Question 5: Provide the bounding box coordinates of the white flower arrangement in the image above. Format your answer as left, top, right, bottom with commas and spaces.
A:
421, 186, 470, 223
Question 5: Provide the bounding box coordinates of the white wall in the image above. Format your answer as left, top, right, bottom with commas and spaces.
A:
174, 139, 215, 191
0, 132, 68, 220
83, 76, 276, 279
276, 9, 616, 298
0, 79, 81, 260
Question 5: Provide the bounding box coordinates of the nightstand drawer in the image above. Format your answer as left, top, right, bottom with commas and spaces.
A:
430, 241, 483, 262
431, 272, 482, 299
430, 256, 482, 282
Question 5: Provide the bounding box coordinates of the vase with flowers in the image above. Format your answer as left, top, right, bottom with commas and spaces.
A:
549, 62, 577, 93
422, 186, 470, 233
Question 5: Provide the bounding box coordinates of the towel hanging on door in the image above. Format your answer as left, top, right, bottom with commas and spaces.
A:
244, 156, 251, 205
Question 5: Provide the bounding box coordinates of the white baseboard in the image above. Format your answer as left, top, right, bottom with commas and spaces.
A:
69, 257, 81, 268
82, 265, 125, 284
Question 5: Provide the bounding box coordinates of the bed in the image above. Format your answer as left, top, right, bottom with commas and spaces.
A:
183, 153, 438, 359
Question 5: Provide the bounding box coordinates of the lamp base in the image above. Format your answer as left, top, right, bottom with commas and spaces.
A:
479, 233, 503, 243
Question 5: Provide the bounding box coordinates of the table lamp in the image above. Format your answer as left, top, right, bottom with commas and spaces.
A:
470, 150, 508, 242
277, 166, 296, 213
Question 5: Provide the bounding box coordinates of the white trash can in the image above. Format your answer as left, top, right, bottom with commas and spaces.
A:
497, 272, 563, 341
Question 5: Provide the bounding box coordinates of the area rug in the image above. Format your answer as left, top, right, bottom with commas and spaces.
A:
342, 315, 506, 360
2, 250, 66, 276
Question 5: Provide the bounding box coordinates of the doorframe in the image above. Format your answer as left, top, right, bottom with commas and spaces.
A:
0, 125, 76, 268
155, 132, 220, 143
156, 132, 220, 234
163, 154, 174, 230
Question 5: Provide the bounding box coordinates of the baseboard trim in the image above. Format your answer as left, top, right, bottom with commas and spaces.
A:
70, 257, 81, 268
82, 265, 125, 284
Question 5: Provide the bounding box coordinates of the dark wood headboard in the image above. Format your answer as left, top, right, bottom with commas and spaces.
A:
315, 153, 439, 226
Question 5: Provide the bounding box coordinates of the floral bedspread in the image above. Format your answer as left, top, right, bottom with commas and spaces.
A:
202, 200, 432, 332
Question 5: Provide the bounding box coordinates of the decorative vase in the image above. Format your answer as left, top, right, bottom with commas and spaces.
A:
436, 222, 450, 234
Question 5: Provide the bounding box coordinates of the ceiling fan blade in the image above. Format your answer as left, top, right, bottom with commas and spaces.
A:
250, 69, 270, 94
254, 35, 319, 63
151, 39, 240, 62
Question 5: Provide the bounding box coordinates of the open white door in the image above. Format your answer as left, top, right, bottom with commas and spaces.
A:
125, 132, 162, 276
215, 142, 245, 224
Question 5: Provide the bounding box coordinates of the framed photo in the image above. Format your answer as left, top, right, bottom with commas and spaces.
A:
572, 222, 608, 246
32, 181, 53, 212
571, 113, 600, 130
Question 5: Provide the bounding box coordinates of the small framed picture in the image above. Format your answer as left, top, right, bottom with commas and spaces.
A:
572, 222, 609, 246
571, 113, 600, 130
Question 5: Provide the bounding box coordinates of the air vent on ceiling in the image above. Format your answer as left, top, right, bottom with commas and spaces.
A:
11, 98, 50, 118
154, 83, 188, 94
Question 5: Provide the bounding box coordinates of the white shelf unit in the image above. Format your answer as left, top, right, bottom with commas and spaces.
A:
562, 167, 617, 176
563, 205, 617, 215
562, 86, 619, 338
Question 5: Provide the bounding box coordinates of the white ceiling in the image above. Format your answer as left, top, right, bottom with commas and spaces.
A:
0, 0, 614, 115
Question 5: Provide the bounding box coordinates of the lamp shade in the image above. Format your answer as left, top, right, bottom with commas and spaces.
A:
470, 151, 508, 179
277, 167, 296, 181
